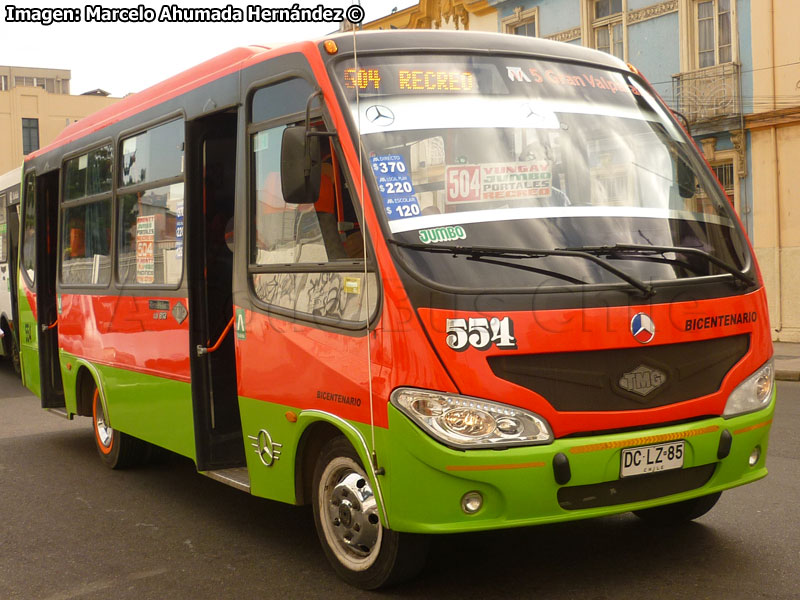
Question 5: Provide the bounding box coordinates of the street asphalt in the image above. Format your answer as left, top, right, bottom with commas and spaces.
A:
774, 341, 800, 381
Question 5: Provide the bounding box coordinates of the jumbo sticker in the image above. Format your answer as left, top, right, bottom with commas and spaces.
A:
419, 225, 467, 244
370, 154, 421, 220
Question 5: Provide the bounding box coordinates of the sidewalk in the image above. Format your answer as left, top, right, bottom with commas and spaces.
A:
774, 342, 800, 381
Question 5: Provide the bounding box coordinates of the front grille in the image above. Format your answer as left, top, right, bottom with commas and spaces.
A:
488, 334, 749, 412
557, 464, 717, 510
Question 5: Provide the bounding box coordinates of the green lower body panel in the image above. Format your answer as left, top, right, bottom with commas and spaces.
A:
238, 396, 300, 503
20, 343, 39, 397
379, 397, 775, 534
60, 352, 196, 460
237, 391, 774, 536
237, 396, 378, 506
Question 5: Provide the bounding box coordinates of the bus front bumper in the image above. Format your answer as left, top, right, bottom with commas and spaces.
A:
379, 397, 775, 534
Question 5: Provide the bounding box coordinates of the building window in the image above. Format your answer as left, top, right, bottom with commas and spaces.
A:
712, 160, 736, 209
591, 0, 624, 59
596, 21, 624, 57
15, 76, 46, 90
679, 0, 736, 72
697, 0, 732, 67
693, 159, 736, 213
502, 7, 539, 38
0, 75, 8, 91
22, 118, 39, 154
595, 0, 622, 19
11, 76, 61, 93
513, 20, 537, 37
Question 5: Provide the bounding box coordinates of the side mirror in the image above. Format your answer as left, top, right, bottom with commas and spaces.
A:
677, 158, 695, 199
281, 125, 321, 204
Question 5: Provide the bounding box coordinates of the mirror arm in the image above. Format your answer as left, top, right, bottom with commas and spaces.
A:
303, 91, 337, 176
671, 109, 691, 136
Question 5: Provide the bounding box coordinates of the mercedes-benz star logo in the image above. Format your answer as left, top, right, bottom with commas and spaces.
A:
248, 429, 282, 467
522, 103, 538, 119
630, 312, 656, 344
365, 105, 395, 126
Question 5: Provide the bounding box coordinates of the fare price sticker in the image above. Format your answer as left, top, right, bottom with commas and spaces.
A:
445, 161, 552, 204
136, 215, 155, 284
370, 154, 421, 221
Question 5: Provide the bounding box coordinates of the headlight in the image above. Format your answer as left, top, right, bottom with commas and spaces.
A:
390, 388, 553, 449
723, 359, 774, 418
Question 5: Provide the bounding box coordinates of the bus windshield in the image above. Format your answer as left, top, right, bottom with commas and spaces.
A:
334, 54, 751, 291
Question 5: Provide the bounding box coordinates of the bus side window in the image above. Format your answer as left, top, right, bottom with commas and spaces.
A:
61, 146, 113, 286
116, 120, 185, 287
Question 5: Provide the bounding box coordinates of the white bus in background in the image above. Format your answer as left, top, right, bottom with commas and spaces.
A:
0, 167, 21, 371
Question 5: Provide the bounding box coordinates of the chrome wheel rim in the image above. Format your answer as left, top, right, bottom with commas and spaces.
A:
318, 456, 382, 571
94, 396, 113, 449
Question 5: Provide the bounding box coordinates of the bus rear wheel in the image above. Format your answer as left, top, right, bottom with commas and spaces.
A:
1, 321, 19, 374
91, 388, 150, 469
311, 436, 428, 589
633, 492, 722, 525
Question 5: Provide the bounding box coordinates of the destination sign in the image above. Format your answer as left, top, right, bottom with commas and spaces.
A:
335, 56, 643, 107
343, 67, 476, 93
337, 60, 505, 96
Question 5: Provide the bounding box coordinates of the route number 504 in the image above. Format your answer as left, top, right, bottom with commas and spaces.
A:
446, 317, 517, 351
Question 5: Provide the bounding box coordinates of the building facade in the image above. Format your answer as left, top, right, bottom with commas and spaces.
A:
356, 0, 498, 31
747, 2, 800, 342
0, 66, 119, 174
361, 0, 798, 342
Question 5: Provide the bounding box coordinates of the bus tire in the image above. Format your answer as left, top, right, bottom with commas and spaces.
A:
633, 491, 722, 525
91, 388, 150, 469
11, 343, 20, 375
1, 320, 19, 374
311, 436, 428, 589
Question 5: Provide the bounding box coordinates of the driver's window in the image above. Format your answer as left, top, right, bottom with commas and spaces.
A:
252, 126, 364, 266
248, 78, 373, 324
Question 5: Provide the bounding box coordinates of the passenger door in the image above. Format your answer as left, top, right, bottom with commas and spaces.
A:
18, 170, 64, 407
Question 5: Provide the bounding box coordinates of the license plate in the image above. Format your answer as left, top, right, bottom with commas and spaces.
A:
620, 440, 685, 478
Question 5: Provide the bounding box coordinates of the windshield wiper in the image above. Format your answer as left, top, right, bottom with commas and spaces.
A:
389, 240, 655, 297
560, 243, 756, 288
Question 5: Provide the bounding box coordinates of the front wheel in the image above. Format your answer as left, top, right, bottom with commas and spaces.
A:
311, 436, 428, 589
92, 388, 150, 469
633, 492, 722, 525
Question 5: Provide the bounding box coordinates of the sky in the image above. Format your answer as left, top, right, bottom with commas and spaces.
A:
1, 0, 417, 97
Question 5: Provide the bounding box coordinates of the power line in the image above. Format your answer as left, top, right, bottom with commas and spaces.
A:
647, 60, 800, 87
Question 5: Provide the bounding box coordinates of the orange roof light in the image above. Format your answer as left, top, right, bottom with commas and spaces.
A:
323, 40, 338, 55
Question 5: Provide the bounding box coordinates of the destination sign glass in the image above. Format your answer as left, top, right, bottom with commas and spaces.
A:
336, 58, 507, 97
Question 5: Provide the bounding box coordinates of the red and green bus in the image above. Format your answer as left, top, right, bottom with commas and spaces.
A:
17, 31, 775, 589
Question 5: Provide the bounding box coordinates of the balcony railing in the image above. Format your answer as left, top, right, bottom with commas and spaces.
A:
672, 62, 741, 124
